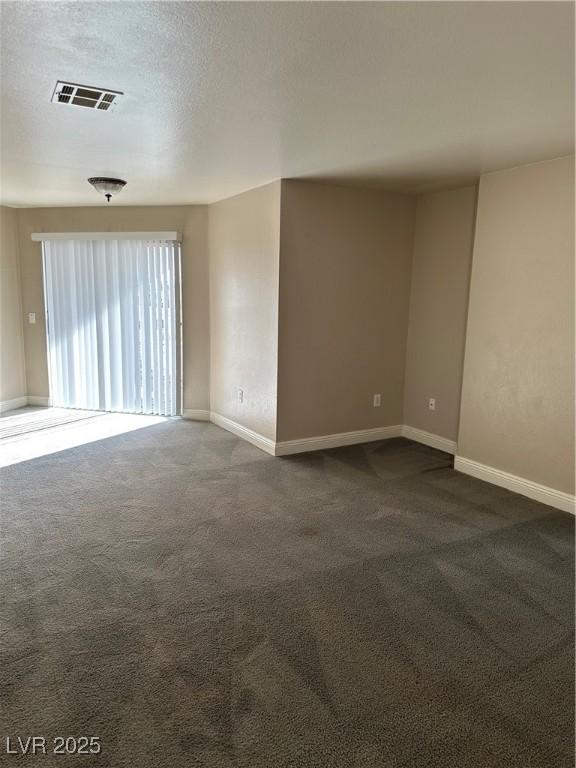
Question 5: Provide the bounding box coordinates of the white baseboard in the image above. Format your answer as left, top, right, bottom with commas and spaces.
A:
27, 396, 51, 407
275, 425, 403, 456
401, 425, 457, 455
210, 412, 276, 456
0, 396, 28, 413
207, 418, 574, 515
11, 400, 566, 513
181, 409, 211, 421
204, 418, 449, 458
454, 455, 575, 515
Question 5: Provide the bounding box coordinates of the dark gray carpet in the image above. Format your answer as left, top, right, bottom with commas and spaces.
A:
1, 420, 573, 767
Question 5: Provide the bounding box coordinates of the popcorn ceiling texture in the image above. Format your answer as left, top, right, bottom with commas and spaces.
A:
1, 2, 573, 206
1, 419, 573, 766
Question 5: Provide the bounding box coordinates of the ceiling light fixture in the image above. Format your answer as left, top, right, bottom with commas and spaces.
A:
88, 177, 127, 203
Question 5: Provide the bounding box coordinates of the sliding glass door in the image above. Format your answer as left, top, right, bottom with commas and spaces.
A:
42, 238, 181, 416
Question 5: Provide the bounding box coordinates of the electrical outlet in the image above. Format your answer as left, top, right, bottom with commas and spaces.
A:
237, 388, 244, 404
373, 393, 381, 407
28, 312, 36, 324
428, 397, 436, 411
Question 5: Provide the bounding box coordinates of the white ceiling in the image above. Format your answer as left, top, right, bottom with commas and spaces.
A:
1, 1, 573, 207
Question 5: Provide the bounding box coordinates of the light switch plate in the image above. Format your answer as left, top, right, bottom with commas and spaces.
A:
28, 312, 36, 324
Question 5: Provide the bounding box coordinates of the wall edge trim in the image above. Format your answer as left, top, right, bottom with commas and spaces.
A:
401, 425, 457, 454
27, 396, 51, 407
181, 409, 211, 421
454, 455, 575, 515
210, 412, 276, 455
0, 396, 28, 413
275, 425, 403, 455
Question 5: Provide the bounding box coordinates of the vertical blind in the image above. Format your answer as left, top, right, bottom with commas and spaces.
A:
42, 238, 180, 416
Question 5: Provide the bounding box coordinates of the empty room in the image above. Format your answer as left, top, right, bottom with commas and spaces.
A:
0, 1, 574, 766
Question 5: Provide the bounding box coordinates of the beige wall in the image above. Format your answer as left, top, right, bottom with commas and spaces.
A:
0, 206, 27, 403
277, 181, 415, 441
403, 186, 477, 441
458, 156, 575, 494
6, 161, 573, 502
209, 182, 281, 441
15, 205, 210, 410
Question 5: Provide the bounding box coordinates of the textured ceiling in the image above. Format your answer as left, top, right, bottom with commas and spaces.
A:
0, 1, 574, 206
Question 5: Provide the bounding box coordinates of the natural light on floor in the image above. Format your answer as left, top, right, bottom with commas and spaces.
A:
0, 407, 168, 467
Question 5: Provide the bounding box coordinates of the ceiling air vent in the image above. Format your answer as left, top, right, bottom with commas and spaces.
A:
51, 81, 123, 111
